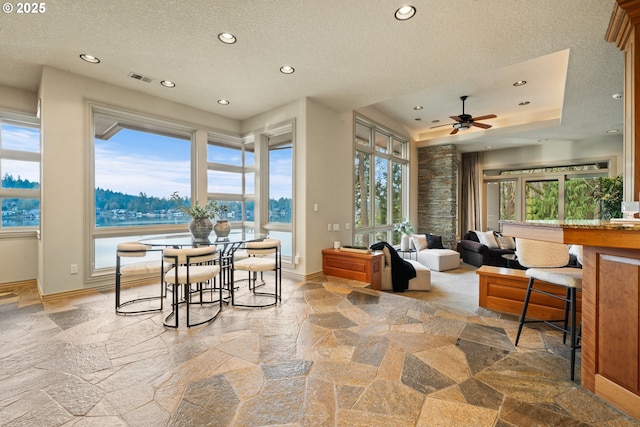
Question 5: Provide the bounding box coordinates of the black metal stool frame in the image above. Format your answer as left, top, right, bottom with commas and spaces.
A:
515, 278, 581, 380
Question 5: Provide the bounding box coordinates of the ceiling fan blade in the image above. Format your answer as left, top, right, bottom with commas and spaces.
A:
471, 114, 497, 121
450, 128, 459, 135
449, 116, 462, 123
472, 122, 492, 129
430, 122, 455, 129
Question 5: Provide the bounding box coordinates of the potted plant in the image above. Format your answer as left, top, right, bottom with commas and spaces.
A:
170, 192, 229, 240
394, 218, 414, 251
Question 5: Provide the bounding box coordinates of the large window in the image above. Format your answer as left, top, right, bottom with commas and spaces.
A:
354, 117, 409, 247
92, 109, 193, 270
485, 161, 607, 230
0, 114, 40, 229
264, 125, 293, 258
207, 132, 254, 224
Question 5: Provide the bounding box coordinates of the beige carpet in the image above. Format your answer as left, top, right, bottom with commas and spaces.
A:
389, 262, 485, 314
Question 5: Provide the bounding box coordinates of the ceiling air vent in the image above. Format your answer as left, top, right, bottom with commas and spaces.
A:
128, 72, 153, 83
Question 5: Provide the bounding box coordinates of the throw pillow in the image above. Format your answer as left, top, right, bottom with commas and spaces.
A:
474, 230, 499, 249
426, 233, 444, 249
411, 234, 428, 251
495, 233, 516, 250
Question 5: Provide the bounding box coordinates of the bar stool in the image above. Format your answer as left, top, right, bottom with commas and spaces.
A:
514, 238, 583, 380
115, 242, 164, 315
162, 246, 222, 328
231, 239, 281, 308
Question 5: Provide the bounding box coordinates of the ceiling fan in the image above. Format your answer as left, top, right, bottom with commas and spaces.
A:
431, 96, 497, 135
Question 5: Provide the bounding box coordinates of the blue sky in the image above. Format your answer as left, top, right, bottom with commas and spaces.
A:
2, 123, 40, 182
95, 128, 292, 199
95, 129, 191, 198
4, 121, 292, 200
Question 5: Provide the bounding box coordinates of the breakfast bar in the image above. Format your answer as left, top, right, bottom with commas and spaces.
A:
501, 220, 640, 421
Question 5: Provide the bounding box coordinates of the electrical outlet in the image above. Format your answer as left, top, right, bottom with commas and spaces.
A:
333, 223, 339, 231
327, 223, 332, 231
70, 264, 78, 274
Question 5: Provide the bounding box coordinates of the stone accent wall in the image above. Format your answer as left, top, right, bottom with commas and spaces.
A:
417, 144, 458, 249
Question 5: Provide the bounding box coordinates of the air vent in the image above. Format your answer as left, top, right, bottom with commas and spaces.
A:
128, 72, 153, 83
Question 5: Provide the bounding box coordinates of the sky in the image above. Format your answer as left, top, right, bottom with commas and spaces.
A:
1, 124, 40, 183
95, 127, 292, 200
4, 121, 292, 200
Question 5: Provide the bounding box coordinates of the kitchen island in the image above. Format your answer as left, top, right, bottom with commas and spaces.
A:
501, 220, 640, 421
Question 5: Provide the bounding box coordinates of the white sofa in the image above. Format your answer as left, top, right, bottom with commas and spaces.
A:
380, 247, 431, 291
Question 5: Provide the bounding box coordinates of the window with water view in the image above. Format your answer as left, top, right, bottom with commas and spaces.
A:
0, 114, 40, 228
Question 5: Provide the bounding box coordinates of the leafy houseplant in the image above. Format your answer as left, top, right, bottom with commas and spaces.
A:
170, 192, 229, 239
394, 218, 414, 250
593, 175, 623, 220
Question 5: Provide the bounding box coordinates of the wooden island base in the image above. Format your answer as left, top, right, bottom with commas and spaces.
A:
477, 265, 582, 320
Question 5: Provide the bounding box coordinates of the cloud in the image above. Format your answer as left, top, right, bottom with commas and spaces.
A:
95, 146, 190, 198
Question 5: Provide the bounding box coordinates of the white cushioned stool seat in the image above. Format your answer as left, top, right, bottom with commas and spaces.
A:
417, 249, 460, 272
526, 268, 583, 288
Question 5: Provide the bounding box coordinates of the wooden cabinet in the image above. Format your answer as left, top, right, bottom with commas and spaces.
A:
582, 246, 640, 420
321, 248, 383, 291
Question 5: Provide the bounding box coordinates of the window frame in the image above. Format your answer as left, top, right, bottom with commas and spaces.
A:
483, 158, 613, 230
88, 104, 197, 280
0, 112, 41, 234
353, 116, 409, 246
207, 130, 255, 226
261, 121, 295, 263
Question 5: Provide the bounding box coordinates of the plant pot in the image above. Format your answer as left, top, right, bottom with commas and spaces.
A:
213, 219, 231, 238
189, 217, 213, 241
400, 234, 411, 251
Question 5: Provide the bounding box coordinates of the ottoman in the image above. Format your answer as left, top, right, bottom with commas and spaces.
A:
417, 249, 460, 272
381, 257, 431, 291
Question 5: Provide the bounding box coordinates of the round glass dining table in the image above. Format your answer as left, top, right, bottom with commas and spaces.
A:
139, 231, 267, 251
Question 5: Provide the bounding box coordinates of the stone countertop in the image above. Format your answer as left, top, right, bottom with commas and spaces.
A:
501, 219, 640, 231
500, 220, 640, 249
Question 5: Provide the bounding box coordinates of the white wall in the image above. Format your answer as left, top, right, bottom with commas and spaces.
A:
242, 98, 353, 278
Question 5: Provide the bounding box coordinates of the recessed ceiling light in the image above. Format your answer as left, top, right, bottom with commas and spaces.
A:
513, 80, 527, 86
607, 129, 620, 133
519, 101, 530, 106
160, 80, 176, 88
485, 146, 493, 150
80, 54, 100, 64
395, 5, 416, 20
413, 105, 423, 110
431, 119, 440, 124
414, 118, 422, 121
218, 32, 237, 44
280, 65, 295, 74
612, 93, 623, 99
218, 99, 230, 105
538, 139, 549, 142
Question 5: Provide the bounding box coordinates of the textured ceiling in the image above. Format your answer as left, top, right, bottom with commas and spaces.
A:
0, 0, 624, 152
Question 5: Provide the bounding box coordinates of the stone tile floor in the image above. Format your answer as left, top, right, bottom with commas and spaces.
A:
0, 274, 638, 426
